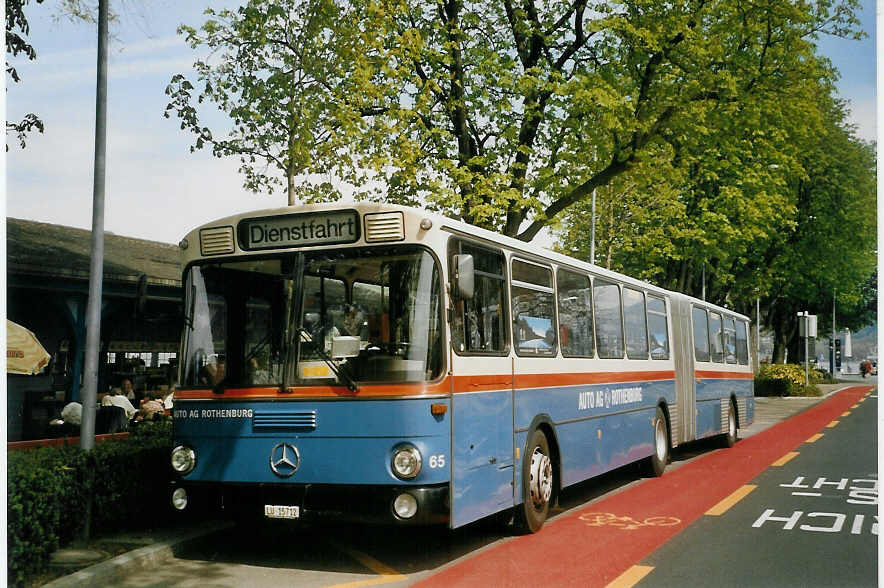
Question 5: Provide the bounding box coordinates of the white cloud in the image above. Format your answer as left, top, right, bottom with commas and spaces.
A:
7, 116, 280, 245
843, 94, 877, 143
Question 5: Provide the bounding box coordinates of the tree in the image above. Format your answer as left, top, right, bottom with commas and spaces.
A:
165, 0, 373, 205
169, 1, 862, 236
6, 0, 46, 149
556, 88, 876, 364
762, 102, 876, 363
6, 0, 117, 149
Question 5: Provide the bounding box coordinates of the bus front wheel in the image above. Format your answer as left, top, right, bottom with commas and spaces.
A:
515, 429, 553, 534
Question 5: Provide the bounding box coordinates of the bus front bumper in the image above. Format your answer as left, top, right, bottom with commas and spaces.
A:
170, 481, 450, 526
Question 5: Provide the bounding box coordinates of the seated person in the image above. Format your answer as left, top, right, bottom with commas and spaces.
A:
59, 401, 82, 425
138, 392, 167, 421
101, 387, 137, 420
121, 378, 136, 401
200, 359, 226, 386
247, 357, 274, 385
342, 304, 367, 338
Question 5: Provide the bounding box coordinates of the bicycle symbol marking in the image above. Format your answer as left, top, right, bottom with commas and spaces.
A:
579, 512, 681, 531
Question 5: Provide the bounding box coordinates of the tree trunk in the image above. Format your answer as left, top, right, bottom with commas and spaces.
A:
771, 329, 787, 364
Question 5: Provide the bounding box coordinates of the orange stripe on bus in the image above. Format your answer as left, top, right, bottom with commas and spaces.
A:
510, 371, 675, 390
175, 377, 452, 400
176, 370, 681, 400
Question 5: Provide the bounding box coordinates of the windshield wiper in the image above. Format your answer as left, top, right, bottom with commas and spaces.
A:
297, 328, 359, 392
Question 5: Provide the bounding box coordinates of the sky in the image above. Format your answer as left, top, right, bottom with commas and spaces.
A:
4, 0, 878, 246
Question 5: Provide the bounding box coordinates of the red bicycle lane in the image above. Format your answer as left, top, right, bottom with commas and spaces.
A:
415, 386, 872, 588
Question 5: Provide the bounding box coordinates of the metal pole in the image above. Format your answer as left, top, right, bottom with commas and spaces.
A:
80, 0, 108, 451
829, 288, 836, 376
756, 297, 760, 372
590, 188, 596, 265
701, 264, 705, 301
803, 313, 809, 389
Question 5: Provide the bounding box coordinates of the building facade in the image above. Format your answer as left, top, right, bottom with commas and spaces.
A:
7, 218, 182, 440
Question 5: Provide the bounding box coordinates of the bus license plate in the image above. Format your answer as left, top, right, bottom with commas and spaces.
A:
264, 505, 300, 519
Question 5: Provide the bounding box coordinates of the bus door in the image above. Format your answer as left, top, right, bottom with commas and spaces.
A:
448, 242, 515, 528
450, 356, 514, 528
670, 296, 696, 443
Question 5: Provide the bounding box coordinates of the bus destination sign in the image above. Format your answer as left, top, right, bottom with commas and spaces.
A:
240, 210, 360, 250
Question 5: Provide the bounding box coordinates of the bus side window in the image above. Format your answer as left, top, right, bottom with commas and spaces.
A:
708, 312, 724, 363
735, 320, 750, 365
692, 307, 710, 362
623, 287, 648, 359
724, 318, 737, 364
593, 281, 624, 359
511, 259, 556, 356
449, 241, 509, 354
647, 295, 669, 360
556, 269, 593, 357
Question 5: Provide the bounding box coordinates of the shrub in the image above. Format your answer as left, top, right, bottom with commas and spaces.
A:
7, 421, 174, 586
756, 363, 822, 397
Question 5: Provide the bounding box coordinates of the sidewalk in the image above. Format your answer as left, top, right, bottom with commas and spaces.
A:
40, 384, 863, 587
42, 520, 232, 587
740, 383, 846, 439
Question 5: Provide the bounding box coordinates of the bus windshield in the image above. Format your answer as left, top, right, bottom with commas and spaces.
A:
180, 245, 443, 388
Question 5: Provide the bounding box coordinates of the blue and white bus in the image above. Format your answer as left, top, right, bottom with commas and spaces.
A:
169, 203, 754, 532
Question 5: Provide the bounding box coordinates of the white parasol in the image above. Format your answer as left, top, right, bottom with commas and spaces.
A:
7, 319, 51, 375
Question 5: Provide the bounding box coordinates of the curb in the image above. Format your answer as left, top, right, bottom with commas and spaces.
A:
43, 521, 233, 587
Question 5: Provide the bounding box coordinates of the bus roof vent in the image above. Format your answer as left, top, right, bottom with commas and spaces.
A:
364, 212, 405, 242
200, 226, 235, 255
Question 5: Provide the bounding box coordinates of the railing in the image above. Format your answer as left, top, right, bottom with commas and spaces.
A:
8, 432, 130, 451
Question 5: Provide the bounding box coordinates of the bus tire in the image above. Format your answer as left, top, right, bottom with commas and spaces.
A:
722, 401, 737, 448
515, 429, 553, 534
647, 406, 669, 477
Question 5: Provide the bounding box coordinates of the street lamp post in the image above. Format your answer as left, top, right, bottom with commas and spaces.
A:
80, 0, 108, 452
590, 188, 596, 265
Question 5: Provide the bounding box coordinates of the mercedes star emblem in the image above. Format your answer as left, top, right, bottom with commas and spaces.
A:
269, 442, 301, 478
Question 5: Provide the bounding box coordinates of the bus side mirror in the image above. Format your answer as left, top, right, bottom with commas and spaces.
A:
453, 254, 475, 300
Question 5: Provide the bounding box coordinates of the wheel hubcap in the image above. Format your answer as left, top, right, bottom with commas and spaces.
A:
529, 447, 552, 507
655, 418, 667, 461
729, 409, 736, 438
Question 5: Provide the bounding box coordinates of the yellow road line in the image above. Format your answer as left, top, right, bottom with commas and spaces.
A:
326, 543, 407, 588
607, 565, 655, 588
806, 433, 824, 443
842, 412, 850, 417
772, 452, 799, 467
851, 404, 859, 409
826, 420, 839, 428
706, 485, 757, 516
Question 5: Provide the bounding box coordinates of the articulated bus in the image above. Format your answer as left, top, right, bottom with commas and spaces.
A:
169, 203, 754, 532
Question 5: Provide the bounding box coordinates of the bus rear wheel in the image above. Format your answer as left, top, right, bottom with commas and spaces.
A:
515, 429, 553, 534
721, 402, 737, 448
647, 406, 669, 477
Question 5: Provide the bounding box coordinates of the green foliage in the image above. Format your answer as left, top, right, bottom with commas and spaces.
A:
553, 6, 874, 357
6, 0, 46, 149
169, 0, 864, 239
755, 363, 825, 397
7, 422, 174, 585
165, 0, 370, 204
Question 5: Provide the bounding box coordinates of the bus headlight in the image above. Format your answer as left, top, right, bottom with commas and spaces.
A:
391, 444, 422, 479
393, 493, 418, 519
171, 487, 188, 510
171, 445, 197, 475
